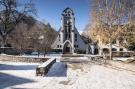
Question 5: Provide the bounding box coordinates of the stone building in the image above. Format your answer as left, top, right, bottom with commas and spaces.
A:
51, 8, 86, 54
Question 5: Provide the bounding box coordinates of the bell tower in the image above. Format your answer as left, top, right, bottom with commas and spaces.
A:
61, 8, 75, 53
61, 8, 75, 42
51, 8, 86, 54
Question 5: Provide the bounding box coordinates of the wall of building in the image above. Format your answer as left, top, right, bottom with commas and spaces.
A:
74, 28, 87, 51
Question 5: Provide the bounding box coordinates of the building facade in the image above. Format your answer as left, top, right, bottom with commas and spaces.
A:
51, 8, 86, 54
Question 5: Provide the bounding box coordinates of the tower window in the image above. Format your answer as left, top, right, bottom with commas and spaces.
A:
68, 13, 70, 16
68, 28, 71, 33
69, 34, 70, 38
75, 34, 77, 38
57, 45, 59, 48
60, 45, 62, 48
75, 34, 77, 41
59, 34, 61, 41
74, 45, 78, 48
65, 34, 67, 39
65, 26, 67, 31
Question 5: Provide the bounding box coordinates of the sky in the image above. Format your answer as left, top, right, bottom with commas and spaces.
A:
32, 0, 91, 32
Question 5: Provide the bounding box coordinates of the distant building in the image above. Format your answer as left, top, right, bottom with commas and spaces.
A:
51, 8, 86, 54
98, 35, 128, 55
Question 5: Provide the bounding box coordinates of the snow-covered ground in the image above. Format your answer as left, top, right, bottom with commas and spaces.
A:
0, 60, 135, 89
113, 57, 134, 61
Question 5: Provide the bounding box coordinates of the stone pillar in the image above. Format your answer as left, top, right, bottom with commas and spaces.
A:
72, 31, 74, 54
86, 44, 89, 54
61, 16, 64, 29
71, 16, 75, 54
99, 47, 103, 55
61, 16, 64, 43
91, 44, 95, 55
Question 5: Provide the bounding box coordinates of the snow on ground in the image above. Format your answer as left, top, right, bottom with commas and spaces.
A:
0, 60, 135, 89
113, 57, 134, 61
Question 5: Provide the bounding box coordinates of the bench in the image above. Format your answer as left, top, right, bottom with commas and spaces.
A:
36, 58, 56, 76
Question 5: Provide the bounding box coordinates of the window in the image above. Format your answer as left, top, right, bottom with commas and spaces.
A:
65, 26, 67, 31
120, 48, 123, 51
68, 11, 71, 16
112, 48, 117, 51
59, 34, 61, 41
65, 34, 67, 39
57, 45, 59, 48
68, 22, 71, 26
59, 34, 60, 38
75, 34, 77, 38
60, 45, 62, 48
69, 34, 70, 38
74, 45, 78, 48
75, 34, 77, 41
68, 28, 71, 33
66, 14, 68, 16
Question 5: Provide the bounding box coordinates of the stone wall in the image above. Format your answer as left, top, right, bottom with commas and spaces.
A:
0, 55, 48, 63
112, 51, 135, 57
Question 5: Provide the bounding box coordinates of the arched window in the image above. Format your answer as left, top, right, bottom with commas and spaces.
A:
120, 48, 123, 51
112, 48, 117, 51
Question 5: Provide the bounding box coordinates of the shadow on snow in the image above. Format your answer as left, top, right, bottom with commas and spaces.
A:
0, 72, 35, 89
0, 64, 38, 70
46, 62, 67, 77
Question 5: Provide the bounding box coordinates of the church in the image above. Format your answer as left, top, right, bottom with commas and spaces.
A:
51, 8, 87, 54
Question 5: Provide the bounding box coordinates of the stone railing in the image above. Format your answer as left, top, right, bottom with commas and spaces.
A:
112, 51, 135, 57
36, 58, 56, 76
0, 55, 48, 63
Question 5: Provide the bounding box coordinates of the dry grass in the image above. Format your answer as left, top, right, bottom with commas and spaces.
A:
59, 80, 71, 85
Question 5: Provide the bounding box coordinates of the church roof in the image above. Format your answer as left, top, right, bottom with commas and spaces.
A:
62, 7, 74, 15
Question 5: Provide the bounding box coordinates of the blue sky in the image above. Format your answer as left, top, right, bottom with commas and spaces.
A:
33, 0, 91, 32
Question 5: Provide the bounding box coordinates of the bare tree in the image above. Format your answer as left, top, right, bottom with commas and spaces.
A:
40, 24, 56, 57
9, 23, 30, 55
28, 23, 56, 57
90, 0, 135, 59
0, 0, 36, 53
28, 24, 41, 56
